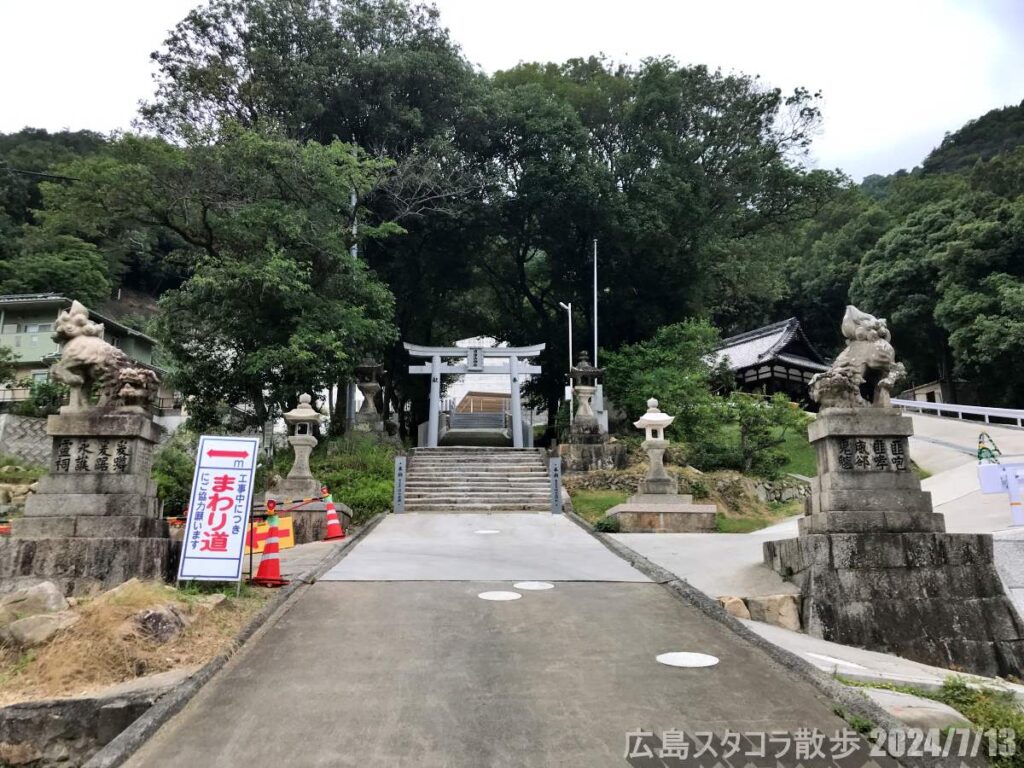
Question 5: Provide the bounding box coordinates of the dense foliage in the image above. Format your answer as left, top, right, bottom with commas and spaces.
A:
784, 101, 1024, 405
1, 0, 1022, 429
604, 320, 808, 476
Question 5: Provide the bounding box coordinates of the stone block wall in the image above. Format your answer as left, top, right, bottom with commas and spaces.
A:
0, 414, 49, 467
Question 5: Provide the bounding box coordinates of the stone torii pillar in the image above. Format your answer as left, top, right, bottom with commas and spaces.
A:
509, 355, 522, 448
427, 354, 441, 448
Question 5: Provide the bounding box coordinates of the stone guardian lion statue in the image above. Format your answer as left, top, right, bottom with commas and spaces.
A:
50, 301, 159, 411
808, 305, 906, 409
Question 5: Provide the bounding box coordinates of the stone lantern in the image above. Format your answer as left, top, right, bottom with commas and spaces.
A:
570, 351, 603, 437
353, 357, 384, 433
634, 398, 677, 494
603, 395, 717, 532
560, 351, 626, 472
275, 393, 323, 500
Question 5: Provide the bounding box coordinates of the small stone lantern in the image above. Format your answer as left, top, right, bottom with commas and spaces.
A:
354, 357, 384, 432
570, 351, 604, 440
634, 397, 678, 495
276, 393, 323, 499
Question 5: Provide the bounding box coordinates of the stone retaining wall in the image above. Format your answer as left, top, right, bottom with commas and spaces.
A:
0, 414, 49, 467
0, 671, 185, 767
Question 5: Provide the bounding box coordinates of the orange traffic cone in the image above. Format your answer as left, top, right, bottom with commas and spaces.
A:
252, 500, 289, 587
322, 485, 346, 541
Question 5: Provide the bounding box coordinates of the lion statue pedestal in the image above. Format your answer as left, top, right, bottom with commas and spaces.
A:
0, 302, 170, 595
764, 305, 1024, 678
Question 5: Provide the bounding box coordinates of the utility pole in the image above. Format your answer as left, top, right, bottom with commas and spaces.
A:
593, 238, 598, 367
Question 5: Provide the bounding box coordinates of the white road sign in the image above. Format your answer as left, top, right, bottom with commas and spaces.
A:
177, 435, 260, 581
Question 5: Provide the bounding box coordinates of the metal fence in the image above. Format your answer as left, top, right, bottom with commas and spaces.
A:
892, 398, 1024, 428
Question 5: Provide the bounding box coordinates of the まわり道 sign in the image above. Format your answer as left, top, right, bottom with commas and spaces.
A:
177, 436, 260, 582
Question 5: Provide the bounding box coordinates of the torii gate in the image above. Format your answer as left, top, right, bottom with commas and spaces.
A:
405, 342, 544, 448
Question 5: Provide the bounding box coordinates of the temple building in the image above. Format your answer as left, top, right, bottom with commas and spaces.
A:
712, 318, 828, 404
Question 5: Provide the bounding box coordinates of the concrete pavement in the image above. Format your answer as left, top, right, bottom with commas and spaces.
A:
610, 530, 798, 598
122, 513, 878, 768
321, 513, 649, 582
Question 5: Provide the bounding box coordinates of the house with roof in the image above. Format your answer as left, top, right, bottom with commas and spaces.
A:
712, 318, 829, 404
0, 293, 179, 415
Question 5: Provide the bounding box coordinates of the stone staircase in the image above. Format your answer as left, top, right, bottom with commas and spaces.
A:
403, 447, 550, 513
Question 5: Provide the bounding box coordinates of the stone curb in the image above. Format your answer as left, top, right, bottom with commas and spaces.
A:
562, 509, 943, 768
83, 513, 386, 768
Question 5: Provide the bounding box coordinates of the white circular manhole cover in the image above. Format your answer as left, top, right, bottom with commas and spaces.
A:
475, 529, 501, 535
514, 581, 554, 591
656, 652, 719, 668
478, 591, 522, 601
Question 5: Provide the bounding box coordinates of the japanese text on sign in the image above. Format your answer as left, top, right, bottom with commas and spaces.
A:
837, 437, 908, 472
176, 436, 259, 582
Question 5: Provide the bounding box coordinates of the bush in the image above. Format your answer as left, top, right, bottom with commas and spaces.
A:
593, 515, 621, 533
12, 379, 68, 417
688, 478, 710, 499
311, 435, 396, 525
152, 431, 198, 516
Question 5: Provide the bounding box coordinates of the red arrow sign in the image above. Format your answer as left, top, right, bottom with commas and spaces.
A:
207, 449, 249, 459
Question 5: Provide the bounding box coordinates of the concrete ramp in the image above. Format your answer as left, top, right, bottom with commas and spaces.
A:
901, 414, 1024, 534
320, 513, 650, 582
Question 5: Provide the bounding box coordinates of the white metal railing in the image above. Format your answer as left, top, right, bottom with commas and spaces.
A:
893, 398, 1024, 428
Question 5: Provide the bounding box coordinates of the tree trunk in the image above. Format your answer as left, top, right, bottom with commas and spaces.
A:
330, 380, 347, 436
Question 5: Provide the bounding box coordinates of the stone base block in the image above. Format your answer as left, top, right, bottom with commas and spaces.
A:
287, 503, 353, 545
0, 537, 172, 596
992, 529, 1024, 622
639, 476, 678, 495
353, 414, 384, 432
12, 515, 167, 539
560, 442, 627, 472
268, 477, 322, 504
764, 531, 1024, 677
807, 488, 934, 515
33, 473, 158, 497
24, 493, 159, 518
609, 494, 717, 533
798, 510, 946, 534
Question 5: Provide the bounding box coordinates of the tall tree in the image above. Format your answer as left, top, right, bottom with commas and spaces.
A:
477, 57, 826, 421
33, 126, 399, 427
144, 0, 489, 437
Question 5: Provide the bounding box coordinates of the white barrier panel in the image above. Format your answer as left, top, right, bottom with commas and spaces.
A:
177, 435, 259, 582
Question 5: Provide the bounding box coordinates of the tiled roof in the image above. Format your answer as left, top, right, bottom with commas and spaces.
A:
713, 318, 826, 371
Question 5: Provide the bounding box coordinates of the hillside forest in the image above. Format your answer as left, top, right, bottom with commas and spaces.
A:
1, 0, 1023, 441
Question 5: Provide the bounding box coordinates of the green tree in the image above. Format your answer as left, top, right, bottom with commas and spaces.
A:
35, 127, 400, 427
785, 184, 891, 353
729, 391, 806, 476
143, 0, 488, 438
602, 320, 722, 449
0, 231, 110, 304
0, 346, 17, 385
478, 58, 826, 423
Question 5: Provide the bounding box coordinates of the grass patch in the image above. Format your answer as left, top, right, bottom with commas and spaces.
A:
715, 499, 802, 533
569, 489, 628, 524
777, 428, 816, 477
839, 676, 1024, 766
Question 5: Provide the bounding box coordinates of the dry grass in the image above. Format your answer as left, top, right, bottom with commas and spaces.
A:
0, 580, 269, 705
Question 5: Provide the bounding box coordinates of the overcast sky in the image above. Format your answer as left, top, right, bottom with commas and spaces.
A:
1, 0, 1021, 180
